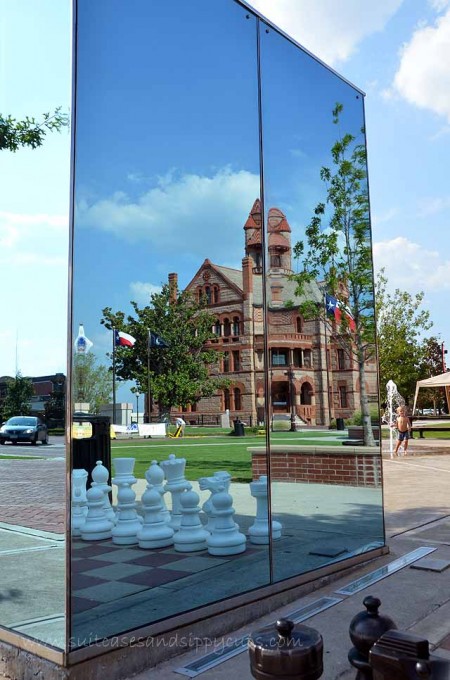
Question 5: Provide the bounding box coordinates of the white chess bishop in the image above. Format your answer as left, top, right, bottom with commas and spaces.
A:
248, 475, 282, 544
137, 488, 174, 549
174, 490, 209, 552
145, 460, 170, 523
160, 454, 192, 530
80, 486, 113, 541
207, 487, 246, 556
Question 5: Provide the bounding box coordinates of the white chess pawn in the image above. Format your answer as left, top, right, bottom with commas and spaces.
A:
91, 460, 116, 524
111, 483, 141, 545
248, 475, 282, 544
137, 488, 174, 549
145, 460, 170, 523
207, 487, 246, 556
80, 486, 113, 541
174, 490, 209, 553
71, 487, 86, 537
72, 469, 88, 517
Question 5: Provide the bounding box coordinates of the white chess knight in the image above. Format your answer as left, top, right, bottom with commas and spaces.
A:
91, 460, 116, 524
137, 488, 174, 549
174, 490, 209, 552
144, 460, 170, 523
80, 486, 113, 541
207, 486, 246, 556
160, 454, 192, 530
111, 483, 141, 545
198, 471, 232, 533
248, 475, 282, 544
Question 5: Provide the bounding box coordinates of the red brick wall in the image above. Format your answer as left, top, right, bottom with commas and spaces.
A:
251, 446, 382, 488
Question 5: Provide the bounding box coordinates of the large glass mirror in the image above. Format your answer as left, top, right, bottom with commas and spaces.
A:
260, 27, 384, 582
71, 0, 270, 647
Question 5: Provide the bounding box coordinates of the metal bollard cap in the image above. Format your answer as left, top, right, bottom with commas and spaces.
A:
248, 618, 323, 680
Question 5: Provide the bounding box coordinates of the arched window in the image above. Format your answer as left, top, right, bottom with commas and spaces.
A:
234, 388, 242, 410
204, 286, 211, 304
223, 318, 231, 336
197, 286, 202, 302
223, 351, 230, 373
213, 286, 220, 303
271, 254, 281, 268
214, 320, 221, 335
232, 316, 240, 335
300, 382, 313, 405
223, 389, 230, 411
296, 317, 302, 333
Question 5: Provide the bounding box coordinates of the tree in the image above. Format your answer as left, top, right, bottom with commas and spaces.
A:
1, 373, 34, 421
101, 283, 229, 418
0, 107, 69, 152
376, 269, 432, 403
291, 103, 377, 445
44, 374, 66, 428
73, 353, 112, 414
417, 337, 447, 413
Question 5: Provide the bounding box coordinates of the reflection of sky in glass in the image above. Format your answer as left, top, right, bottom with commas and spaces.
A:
73, 0, 259, 369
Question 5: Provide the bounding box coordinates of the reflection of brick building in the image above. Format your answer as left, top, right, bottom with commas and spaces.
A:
180, 200, 377, 426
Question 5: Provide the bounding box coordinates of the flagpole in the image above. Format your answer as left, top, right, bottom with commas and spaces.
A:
147, 330, 151, 423
323, 294, 333, 427
112, 328, 116, 426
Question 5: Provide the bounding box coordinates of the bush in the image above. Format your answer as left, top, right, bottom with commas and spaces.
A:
346, 405, 380, 426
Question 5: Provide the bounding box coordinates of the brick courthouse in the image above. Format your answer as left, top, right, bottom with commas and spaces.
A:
173, 199, 377, 427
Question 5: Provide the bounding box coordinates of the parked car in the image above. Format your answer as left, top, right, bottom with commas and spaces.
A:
0, 416, 49, 445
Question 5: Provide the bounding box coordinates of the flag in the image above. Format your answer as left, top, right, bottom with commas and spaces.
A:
149, 331, 170, 348
74, 324, 93, 354
325, 294, 356, 332
115, 330, 136, 347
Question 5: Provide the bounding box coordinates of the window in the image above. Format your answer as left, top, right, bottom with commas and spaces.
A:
272, 349, 288, 366
232, 316, 240, 335
214, 320, 221, 336
296, 317, 302, 332
223, 389, 230, 411
339, 385, 348, 408
223, 318, 231, 336
234, 388, 242, 410
213, 286, 220, 303
300, 382, 313, 405
303, 349, 312, 367
232, 350, 240, 372
270, 254, 281, 267
223, 351, 230, 373
337, 349, 345, 370
205, 286, 212, 304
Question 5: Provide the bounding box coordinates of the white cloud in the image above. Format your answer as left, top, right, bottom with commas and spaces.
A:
371, 207, 399, 226
0, 211, 68, 377
417, 196, 450, 217
390, 8, 450, 121
246, 0, 404, 65
428, 0, 450, 11
373, 236, 450, 292
77, 167, 260, 261
129, 281, 163, 305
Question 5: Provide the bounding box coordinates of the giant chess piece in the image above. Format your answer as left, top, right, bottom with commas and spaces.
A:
207, 487, 246, 556
71, 486, 86, 537
160, 454, 192, 531
91, 460, 116, 524
111, 483, 141, 545
72, 469, 88, 517
137, 488, 174, 549
198, 471, 231, 533
174, 490, 209, 552
80, 486, 113, 541
145, 460, 170, 524
112, 457, 142, 524
248, 475, 282, 544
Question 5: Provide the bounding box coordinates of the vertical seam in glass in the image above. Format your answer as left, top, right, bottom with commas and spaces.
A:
361, 94, 386, 547
65, 0, 78, 658
256, 17, 273, 584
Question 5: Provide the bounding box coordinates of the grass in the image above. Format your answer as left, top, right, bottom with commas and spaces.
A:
0, 455, 43, 460
111, 430, 343, 482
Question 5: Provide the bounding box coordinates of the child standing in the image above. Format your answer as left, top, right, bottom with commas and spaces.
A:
394, 406, 411, 456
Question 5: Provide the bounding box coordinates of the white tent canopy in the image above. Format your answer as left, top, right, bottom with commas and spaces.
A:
412, 371, 450, 414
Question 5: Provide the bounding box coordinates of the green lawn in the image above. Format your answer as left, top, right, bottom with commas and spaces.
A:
111, 430, 343, 482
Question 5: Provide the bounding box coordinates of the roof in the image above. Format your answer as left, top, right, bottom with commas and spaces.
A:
268, 233, 290, 249
268, 208, 291, 233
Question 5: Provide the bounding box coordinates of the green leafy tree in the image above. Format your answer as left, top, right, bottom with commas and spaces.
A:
376, 269, 432, 403
101, 284, 229, 418
44, 374, 66, 428
73, 353, 112, 414
292, 103, 376, 445
1, 373, 34, 421
0, 107, 69, 152
417, 336, 447, 413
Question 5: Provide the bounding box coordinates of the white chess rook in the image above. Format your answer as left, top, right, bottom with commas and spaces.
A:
112, 483, 141, 545
174, 490, 209, 552
80, 486, 113, 541
248, 475, 282, 544
207, 487, 246, 556
137, 488, 174, 549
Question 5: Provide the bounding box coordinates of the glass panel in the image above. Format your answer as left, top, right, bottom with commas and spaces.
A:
71, 0, 269, 648
0, 2, 68, 649
260, 27, 384, 582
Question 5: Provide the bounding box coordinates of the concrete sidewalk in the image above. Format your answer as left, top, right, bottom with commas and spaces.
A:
129, 446, 450, 680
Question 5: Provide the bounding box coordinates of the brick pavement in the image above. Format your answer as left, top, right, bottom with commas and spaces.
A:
0, 459, 65, 533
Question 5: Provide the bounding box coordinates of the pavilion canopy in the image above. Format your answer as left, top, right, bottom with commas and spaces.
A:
412, 371, 450, 413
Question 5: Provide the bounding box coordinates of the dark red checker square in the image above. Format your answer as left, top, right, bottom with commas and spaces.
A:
71, 558, 110, 573
71, 596, 100, 613
129, 553, 188, 567
72, 573, 108, 590
71, 544, 118, 558
118, 569, 188, 587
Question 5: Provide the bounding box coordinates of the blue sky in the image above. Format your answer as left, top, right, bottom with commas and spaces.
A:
1, 0, 450, 395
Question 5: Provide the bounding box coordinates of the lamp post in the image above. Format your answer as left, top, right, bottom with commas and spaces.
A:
136, 393, 139, 424
285, 367, 296, 432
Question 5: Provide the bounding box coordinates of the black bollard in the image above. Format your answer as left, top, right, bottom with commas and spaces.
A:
248, 617, 323, 679
348, 596, 397, 680
370, 629, 450, 679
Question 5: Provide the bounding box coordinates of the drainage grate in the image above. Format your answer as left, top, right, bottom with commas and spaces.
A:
174, 596, 342, 677
335, 546, 436, 596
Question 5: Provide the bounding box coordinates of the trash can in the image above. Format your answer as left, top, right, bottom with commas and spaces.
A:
233, 419, 245, 437
72, 414, 112, 485
336, 417, 345, 431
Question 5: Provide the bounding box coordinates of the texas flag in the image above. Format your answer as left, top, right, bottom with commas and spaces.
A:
325, 294, 356, 332
114, 330, 136, 347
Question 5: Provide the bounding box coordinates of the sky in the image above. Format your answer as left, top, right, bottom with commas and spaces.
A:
1, 0, 450, 398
